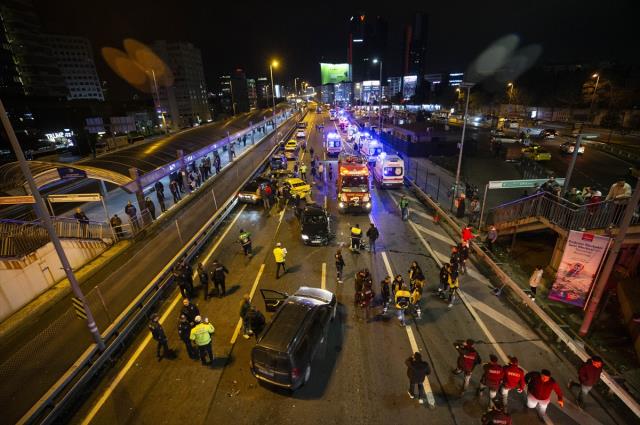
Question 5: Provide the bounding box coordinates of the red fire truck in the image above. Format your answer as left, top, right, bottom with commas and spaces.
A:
337, 154, 371, 213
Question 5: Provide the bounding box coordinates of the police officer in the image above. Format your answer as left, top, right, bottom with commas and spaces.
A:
181, 298, 200, 326
238, 229, 252, 256
197, 262, 210, 300
177, 314, 197, 359
399, 195, 409, 221
190, 316, 215, 366
211, 260, 229, 297
148, 313, 172, 361
273, 242, 288, 278
452, 339, 482, 395
350, 223, 362, 252
366, 223, 379, 253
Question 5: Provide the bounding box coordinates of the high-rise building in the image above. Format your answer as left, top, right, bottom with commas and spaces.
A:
231, 68, 249, 113
386, 76, 402, 98
47, 35, 104, 101
349, 13, 388, 84
219, 74, 232, 113
256, 77, 271, 107
153, 40, 211, 127
403, 13, 428, 86
0, 22, 23, 96
247, 78, 257, 108
0, 0, 68, 98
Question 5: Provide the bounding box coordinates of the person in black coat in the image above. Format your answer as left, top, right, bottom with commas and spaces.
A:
406, 352, 431, 404
180, 298, 200, 326
211, 260, 229, 297
197, 263, 210, 300
177, 314, 197, 359
148, 313, 172, 360
247, 306, 266, 340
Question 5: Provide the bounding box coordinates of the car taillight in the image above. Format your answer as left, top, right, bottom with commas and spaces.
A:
291, 367, 301, 380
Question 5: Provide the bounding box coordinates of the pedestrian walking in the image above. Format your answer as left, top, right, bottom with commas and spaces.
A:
486, 225, 498, 252
470, 198, 481, 225
395, 286, 411, 326
238, 229, 252, 256
197, 263, 210, 300
177, 314, 198, 359
247, 306, 266, 340
148, 313, 172, 361
525, 369, 564, 420
452, 339, 482, 395
240, 294, 253, 339
170, 179, 181, 203
456, 193, 466, 218
156, 189, 166, 213
335, 248, 345, 283
190, 316, 215, 366
458, 242, 469, 275
381, 276, 392, 314
366, 222, 379, 253
399, 195, 409, 221
181, 298, 200, 326
211, 260, 229, 297
358, 281, 375, 322
567, 356, 603, 408
110, 214, 123, 238
529, 265, 543, 301
145, 196, 156, 220
500, 356, 525, 411
438, 263, 450, 299
155, 180, 165, 199
214, 153, 221, 174
405, 352, 431, 405
328, 163, 333, 180
477, 354, 505, 410
261, 184, 272, 211
300, 163, 307, 182
74, 208, 90, 238
318, 162, 324, 181
125, 201, 139, 231
273, 242, 287, 278
481, 400, 512, 425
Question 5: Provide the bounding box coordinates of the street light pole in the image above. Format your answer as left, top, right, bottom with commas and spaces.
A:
563, 135, 582, 193
373, 58, 383, 133
580, 173, 640, 336
507, 82, 514, 118
0, 99, 105, 351
269, 60, 278, 118
589, 73, 600, 120
453, 82, 474, 208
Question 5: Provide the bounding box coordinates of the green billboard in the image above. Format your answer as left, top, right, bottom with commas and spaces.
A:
320, 63, 350, 84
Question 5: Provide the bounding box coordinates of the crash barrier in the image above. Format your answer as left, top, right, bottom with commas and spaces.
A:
404, 175, 640, 419
488, 191, 639, 233
0, 217, 112, 258
15, 111, 303, 425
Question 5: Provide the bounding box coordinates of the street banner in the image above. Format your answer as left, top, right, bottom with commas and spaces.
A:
548, 230, 610, 308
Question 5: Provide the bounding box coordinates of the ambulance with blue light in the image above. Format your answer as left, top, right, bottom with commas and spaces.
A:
358, 134, 383, 163
324, 132, 342, 156
373, 153, 404, 188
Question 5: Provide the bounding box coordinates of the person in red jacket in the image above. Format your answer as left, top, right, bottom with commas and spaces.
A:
477, 354, 504, 409
501, 356, 525, 410
525, 369, 564, 419
462, 225, 476, 243
567, 356, 603, 408
481, 399, 512, 425
452, 339, 482, 395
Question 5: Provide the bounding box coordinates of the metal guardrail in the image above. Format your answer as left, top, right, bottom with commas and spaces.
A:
17, 108, 303, 425
403, 174, 640, 419
0, 217, 111, 258
488, 191, 639, 232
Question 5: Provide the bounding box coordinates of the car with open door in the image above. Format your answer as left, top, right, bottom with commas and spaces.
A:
251, 287, 336, 390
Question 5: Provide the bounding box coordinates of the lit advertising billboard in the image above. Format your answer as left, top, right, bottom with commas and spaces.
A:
320, 63, 350, 84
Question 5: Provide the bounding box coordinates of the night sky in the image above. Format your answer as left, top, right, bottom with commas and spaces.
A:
34, 0, 635, 98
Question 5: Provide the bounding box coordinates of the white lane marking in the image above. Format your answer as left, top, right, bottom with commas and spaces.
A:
380, 251, 436, 408
324, 195, 328, 209
321, 262, 326, 290
274, 204, 286, 235
230, 263, 265, 344
388, 191, 420, 204
82, 205, 247, 424
387, 191, 433, 220
463, 293, 550, 352
412, 222, 455, 245
432, 249, 490, 284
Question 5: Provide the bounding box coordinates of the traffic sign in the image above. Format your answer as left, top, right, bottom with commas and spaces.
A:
488, 178, 565, 190
48, 193, 103, 203
71, 297, 88, 319
0, 195, 35, 205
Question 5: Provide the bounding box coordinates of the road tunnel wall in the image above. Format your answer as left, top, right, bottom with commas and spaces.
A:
0, 238, 108, 322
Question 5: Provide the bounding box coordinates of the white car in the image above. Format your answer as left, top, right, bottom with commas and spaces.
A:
296, 130, 306, 139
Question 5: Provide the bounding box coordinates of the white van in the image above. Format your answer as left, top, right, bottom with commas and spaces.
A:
373, 153, 404, 188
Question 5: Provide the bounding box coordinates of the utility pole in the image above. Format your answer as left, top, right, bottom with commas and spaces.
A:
453, 82, 474, 209
580, 172, 640, 336
0, 99, 105, 350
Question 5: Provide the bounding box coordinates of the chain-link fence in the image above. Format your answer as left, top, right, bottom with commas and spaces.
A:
403, 156, 458, 208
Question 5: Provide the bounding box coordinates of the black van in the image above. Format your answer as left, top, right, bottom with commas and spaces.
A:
250, 287, 336, 390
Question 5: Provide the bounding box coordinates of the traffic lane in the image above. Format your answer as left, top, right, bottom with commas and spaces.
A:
0, 118, 295, 423
379, 188, 617, 424
543, 137, 631, 190
71, 202, 285, 424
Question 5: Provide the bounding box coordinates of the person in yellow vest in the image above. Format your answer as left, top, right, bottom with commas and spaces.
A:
350, 223, 363, 252
190, 315, 215, 366
395, 286, 411, 326
273, 242, 287, 279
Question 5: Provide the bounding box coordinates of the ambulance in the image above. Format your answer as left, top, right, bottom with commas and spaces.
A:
359, 137, 383, 164
324, 131, 342, 156
373, 153, 404, 188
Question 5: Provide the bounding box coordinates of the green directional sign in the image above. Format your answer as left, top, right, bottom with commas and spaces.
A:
488, 178, 565, 190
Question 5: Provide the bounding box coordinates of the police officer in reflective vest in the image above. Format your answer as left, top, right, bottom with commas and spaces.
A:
350, 223, 362, 252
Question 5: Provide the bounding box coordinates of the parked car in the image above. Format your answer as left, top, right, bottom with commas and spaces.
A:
237, 177, 273, 204
282, 177, 311, 199
560, 142, 585, 155
250, 287, 337, 390
299, 203, 331, 245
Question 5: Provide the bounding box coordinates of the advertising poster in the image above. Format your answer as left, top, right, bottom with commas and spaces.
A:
548, 231, 610, 308
320, 63, 350, 84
